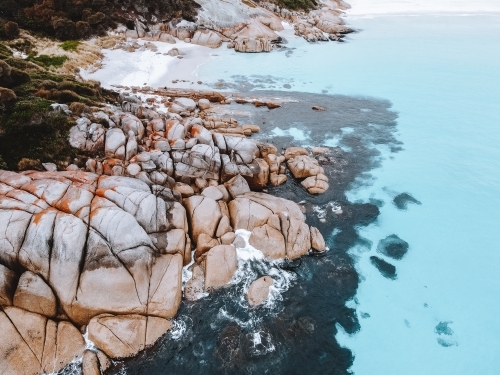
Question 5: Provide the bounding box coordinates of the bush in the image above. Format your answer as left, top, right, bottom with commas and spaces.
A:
0, 43, 13, 59
18, 158, 42, 171
69, 101, 87, 115
10, 68, 31, 86
4, 22, 20, 40
52, 18, 76, 40
0, 155, 7, 170
0, 87, 17, 103
58, 89, 80, 102
76, 21, 90, 38
87, 12, 105, 25
29, 54, 68, 67
59, 40, 81, 51
0, 60, 12, 86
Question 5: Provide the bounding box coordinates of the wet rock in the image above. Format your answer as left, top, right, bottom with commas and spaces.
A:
88, 314, 172, 358
312, 106, 326, 110
301, 174, 329, 194
310, 227, 326, 251
377, 234, 409, 260
288, 155, 323, 178
82, 350, 100, 375
184, 264, 205, 301
247, 276, 274, 306
229, 192, 311, 260
284, 146, 308, 160
203, 245, 237, 290
249, 224, 286, 259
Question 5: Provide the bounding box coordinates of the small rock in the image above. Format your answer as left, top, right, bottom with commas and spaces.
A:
247, 276, 273, 306
201, 186, 224, 201
42, 162, 57, 172
224, 174, 250, 199
312, 106, 326, 111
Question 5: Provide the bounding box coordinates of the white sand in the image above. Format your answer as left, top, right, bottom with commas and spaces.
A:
81, 39, 215, 89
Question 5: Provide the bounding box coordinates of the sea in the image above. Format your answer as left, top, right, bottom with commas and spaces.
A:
102, 4, 500, 375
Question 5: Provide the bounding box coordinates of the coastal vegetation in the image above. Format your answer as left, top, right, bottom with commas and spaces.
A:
0, 42, 117, 170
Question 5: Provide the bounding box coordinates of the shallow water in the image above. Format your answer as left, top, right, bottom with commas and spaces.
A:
103, 13, 500, 375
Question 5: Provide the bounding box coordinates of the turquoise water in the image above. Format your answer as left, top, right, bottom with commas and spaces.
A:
198, 14, 500, 374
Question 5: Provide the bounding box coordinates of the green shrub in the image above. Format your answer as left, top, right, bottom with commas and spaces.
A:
0, 44, 13, 60
0, 155, 7, 170
28, 54, 68, 67
59, 40, 81, 51
10, 68, 31, 86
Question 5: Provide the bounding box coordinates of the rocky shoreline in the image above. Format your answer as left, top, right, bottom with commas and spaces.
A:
0, 88, 334, 374
107, 0, 354, 54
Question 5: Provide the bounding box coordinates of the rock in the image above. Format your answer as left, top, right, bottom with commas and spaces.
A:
184, 264, 205, 301
221, 231, 236, 245
0, 264, 17, 306
42, 162, 57, 172
202, 186, 224, 201
88, 314, 172, 359
258, 143, 278, 158
0, 171, 186, 327
195, 233, 219, 261
247, 276, 273, 306
96, 350, 111, 373
127, 162, 142, 176
310, 227, 326, 251
203, 245, 237, 290
190, 124, 213, 145
13, 271, 57, 318
269, 172, 287, 186
247, 158, 269, 189
174, 182, 195, 197
288, 155, 323, 178
229, 192, 311, 260
311, 147, 329, 155
82, 350, 100, 375
249, 224, 286, 259
224, 174, 250, 199
301, 174, 329, 194
184, 195, 222, 243
174, 97, 196, 112
191, 29, 222, 48
377, 234, 409, 260
158, 33, 176, 43
198, 98, 211, 110
172, 144, 221, 181
284, 146, 308, 160
312, 105, 326, 111
216, 185, 230, 202
66, 164, 79, 171
0, 307, 85, 375
105, 128, 126, 159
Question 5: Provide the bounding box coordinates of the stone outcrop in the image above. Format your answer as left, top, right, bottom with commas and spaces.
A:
0, 89, 334, 371
247, 276, 274, 306
203, 245, 238, 290
0, 307, 85, 375
88, 314, 172, 358
229, 192, 311, 260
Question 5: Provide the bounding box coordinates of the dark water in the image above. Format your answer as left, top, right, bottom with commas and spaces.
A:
104, 91, 400, 375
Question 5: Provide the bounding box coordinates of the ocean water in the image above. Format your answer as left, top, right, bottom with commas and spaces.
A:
193, 13, 500, 375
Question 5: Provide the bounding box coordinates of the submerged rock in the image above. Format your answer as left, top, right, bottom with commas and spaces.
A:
377, 234, 409, 260
393, 192, 421, 210
370, 256, 397, 280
